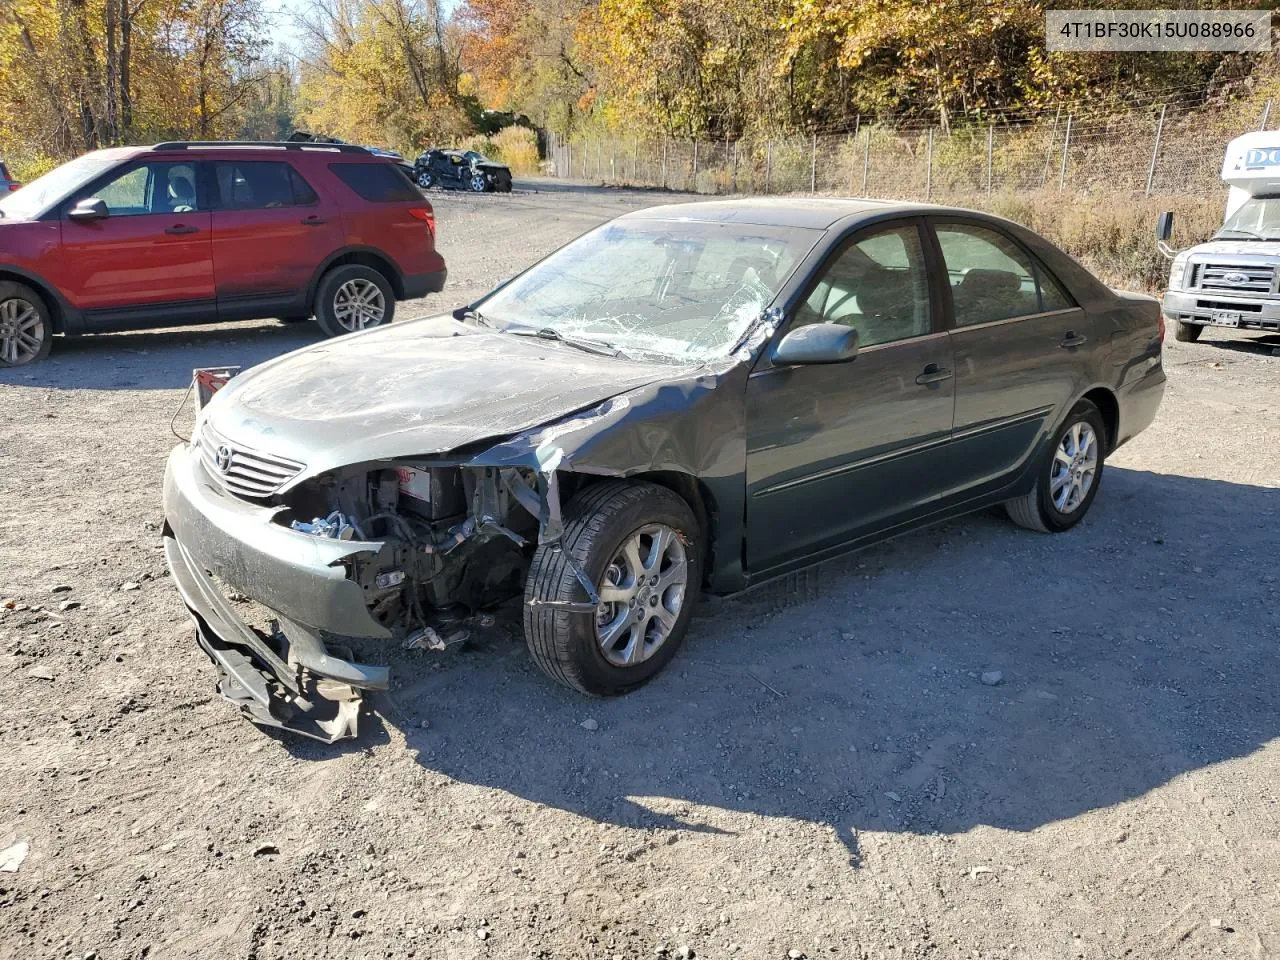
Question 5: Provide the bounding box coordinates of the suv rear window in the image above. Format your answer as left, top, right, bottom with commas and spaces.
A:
329, 162, 419, 202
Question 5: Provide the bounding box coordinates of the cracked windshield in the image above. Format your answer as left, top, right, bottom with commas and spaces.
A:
476, 219, 819, 361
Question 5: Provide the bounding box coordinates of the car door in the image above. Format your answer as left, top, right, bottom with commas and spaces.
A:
929, 218, 1093, 498
59, 159, 215, 319
209, 159, 343, 318
745, 219, 955, 572
443, 153, 468, 187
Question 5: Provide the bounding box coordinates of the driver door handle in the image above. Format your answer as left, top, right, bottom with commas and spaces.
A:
300, 215, 329, 226
915, 363, 954, 386
165, 224, 199, 235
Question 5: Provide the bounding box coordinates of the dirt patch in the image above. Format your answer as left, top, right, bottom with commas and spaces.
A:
2, 183, 1278, 960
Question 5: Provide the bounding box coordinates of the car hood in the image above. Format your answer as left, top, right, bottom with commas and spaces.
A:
204, 316, 680, 480
474, 161, 509, 172
1185, 239, 1280, 256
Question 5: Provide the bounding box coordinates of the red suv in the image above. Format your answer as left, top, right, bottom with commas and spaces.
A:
0, 141, 446, 366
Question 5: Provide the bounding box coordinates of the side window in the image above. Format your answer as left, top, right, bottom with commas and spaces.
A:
213, 161, 297, 210
95, 166, 151, 215
329, 162, 420, 202
289, 168, 319, 205
1037, 266, 1074, 311
935, 223, 1068, 325
795, 223, 931, 348
81, 162, 199, 216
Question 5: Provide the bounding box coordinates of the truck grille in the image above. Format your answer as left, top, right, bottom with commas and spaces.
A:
199, 423, 304, 500
1193, 262, 1276, 295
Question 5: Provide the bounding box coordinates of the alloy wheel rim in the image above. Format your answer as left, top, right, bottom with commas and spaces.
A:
1050, 421, 1098, 513
332, 279, 386, 331
595, 524, 688, 667
471, 174, 486, 191
0, 297, 44, 364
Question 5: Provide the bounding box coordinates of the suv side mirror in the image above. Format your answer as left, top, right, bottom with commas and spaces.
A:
68, 198, 109, 221
774, 322, 859, 365
1156, 210, 1174, 242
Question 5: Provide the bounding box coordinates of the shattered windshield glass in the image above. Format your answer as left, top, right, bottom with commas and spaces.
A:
1216, 195, 1280, 240
475, 218, 821, 362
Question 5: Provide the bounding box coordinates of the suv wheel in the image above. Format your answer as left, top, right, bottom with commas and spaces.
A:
1173, 319, 1203, 343
314, 265, 395, 337
0, 281, 53, 367
470, 173, 487, 192
416, 170, 434, 189
1005, 399, 1107, 533
524, 481, 701, 696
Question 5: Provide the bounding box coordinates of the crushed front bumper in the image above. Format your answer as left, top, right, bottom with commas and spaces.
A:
162, 444, 391, 741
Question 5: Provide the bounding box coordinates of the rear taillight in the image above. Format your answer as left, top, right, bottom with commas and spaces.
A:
7, 183, 19, 192
408, 206, 434, 237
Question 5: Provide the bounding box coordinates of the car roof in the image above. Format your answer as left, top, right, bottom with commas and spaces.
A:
621, 196, 960, 230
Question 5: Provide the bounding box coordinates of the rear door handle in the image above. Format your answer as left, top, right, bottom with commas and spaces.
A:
915, 363, 954, 386
1060, 331, 1088, 348
165, 224, 198, 235
300, 216, 329, 226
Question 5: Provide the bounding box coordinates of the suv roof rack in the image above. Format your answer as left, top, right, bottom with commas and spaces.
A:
151, 140, 371, 154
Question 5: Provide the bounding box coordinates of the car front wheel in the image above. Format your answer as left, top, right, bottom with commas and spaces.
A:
1173, 319, 1203, 343
1005, 399, 1107, 533
470, 173, 487, 192
314, 265, 395, 337
524, 481, 701, 695
416, 171, 434, 189
0, 281, 53, 367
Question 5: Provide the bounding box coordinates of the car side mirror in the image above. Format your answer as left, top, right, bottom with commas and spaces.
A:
68, 198, 108, 221
1156, 210, 1174, 242
773, 323, 859, 365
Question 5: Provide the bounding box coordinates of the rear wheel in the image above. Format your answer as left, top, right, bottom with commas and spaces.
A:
1173, 319, 1203, 343
1005, 399, 1107, 533
0, 281, 53, 367
313, 265, 395, 338
524, 481, 701, 696
416, 170, 434, 189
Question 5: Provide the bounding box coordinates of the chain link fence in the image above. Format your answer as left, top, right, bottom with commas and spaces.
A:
547, 94, 1275, 206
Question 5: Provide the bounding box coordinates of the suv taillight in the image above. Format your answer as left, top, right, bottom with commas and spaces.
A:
408, 206, 435, 237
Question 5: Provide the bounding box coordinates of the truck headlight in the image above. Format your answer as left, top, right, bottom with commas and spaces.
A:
1168, 256, 1189, 291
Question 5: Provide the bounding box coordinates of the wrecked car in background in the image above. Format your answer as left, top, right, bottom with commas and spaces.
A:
163, 198, 1165, 740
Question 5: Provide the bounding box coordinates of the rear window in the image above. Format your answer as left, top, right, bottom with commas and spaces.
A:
329, 162, 419, 202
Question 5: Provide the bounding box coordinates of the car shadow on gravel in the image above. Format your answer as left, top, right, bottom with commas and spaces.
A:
0, 321, 322, 391
281, 467, 1280, 868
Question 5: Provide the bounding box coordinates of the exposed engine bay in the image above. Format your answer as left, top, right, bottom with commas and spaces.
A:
281, 462, 567, 640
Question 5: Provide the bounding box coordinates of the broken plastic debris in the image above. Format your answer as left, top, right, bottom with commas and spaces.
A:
404, 627, 446, 651
291, 511, 355, 540
0, 841, 29, 873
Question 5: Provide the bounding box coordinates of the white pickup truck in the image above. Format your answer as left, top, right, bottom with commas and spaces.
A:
1160, 131, 1280, 342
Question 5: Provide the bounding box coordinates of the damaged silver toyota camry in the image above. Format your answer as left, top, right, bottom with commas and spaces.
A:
163, 198, 1165, 740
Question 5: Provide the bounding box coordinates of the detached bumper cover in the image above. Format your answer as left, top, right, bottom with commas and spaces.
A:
162, 445, 390, 741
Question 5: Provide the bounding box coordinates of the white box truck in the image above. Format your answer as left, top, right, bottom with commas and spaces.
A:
1160, 130, 1280, 342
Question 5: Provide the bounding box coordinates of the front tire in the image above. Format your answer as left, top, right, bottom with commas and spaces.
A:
1173, 320, 1203, 343
313, 265, 395, 338
524, 481, 701, 696
416, 171, 434, 189
0, 281, 53, 367
1005, 399, 1107, 533
470, 173, 487, 192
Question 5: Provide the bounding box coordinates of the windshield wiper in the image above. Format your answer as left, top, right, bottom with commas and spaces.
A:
453, 305, 496, 328
1213, 228, 1266, 240
506, 326, 622, 358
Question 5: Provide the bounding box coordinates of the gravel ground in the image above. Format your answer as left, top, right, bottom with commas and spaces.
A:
2, 182, 1279, 960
